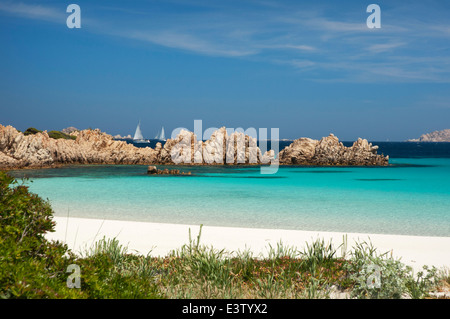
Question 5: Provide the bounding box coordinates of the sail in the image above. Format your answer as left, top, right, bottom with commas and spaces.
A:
133, 122, 144, 140
155, 127, 166, 140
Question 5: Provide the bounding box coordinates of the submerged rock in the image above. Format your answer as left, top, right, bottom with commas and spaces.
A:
147, 166, 191, 175
147, 165, 158, 174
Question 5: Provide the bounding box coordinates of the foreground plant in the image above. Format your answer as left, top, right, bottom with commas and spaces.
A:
0, 171, 76, 298
343, 240, 441, 299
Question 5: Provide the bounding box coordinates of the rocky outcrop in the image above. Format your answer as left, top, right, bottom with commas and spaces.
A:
148, 127, 275, 165
0, 125, 158, 169
407, 129, 450, 142
278, 133, 388, 166
0, 124, 389, 169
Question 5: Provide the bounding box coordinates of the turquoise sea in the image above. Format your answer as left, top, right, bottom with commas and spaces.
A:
8, 142, 450, 237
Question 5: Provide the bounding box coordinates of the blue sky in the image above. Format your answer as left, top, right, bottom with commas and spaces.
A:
0, 0, 449, 141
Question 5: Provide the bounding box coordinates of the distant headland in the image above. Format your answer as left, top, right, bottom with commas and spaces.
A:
407, 129, 450, 142
0, 124, 389, 170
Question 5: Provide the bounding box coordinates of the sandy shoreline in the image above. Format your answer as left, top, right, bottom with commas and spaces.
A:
46, 216, 450, 272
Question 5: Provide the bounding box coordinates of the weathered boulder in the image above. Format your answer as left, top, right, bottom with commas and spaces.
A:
278, 133, 388, 166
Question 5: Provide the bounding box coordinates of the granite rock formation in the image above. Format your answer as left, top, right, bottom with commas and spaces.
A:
0, 124, 157, 169
0, 124, 389, 169
278, 133, 388, 166
149, 127, 275, 165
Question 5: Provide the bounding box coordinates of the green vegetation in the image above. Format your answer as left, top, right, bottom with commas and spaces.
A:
47, 130, 76, 140
22, 127, 76, 140
0, 171, 74, 298
0, 171, 448, 299
23, 127, 42, 135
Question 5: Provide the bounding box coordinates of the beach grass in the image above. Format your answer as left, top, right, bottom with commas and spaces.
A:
64, 226, 447, 299
150, 226, 445, 299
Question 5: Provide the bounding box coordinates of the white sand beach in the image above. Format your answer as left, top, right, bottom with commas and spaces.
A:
46, 216, 450, 273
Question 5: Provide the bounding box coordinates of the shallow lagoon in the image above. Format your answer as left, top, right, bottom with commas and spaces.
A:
10, 157, 450, 237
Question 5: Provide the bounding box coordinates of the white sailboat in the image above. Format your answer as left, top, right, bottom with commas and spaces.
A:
155, 126, 166, 141
133, 121, 149, 143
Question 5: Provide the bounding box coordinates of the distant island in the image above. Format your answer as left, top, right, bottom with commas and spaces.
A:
407, 129, 450, 142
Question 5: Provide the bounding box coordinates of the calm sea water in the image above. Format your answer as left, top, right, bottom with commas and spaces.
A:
8, 142, 450, 237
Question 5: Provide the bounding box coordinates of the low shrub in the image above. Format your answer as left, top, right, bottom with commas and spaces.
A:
23, 127, 42, 135
22, 127, 75, 139
0, 171, 75, 298
48, 130, 76, 140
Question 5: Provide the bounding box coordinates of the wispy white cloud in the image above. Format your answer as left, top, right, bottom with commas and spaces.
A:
302, 58, 450, 83
428, 24, 450, 37
1, 0, 449, 83
366, 42, 407, 53
0, 1, 64, 22
288, 60, 316, 69
262, 44, 317, 51
303, 18, 367, 33
125, 30, 258, 57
